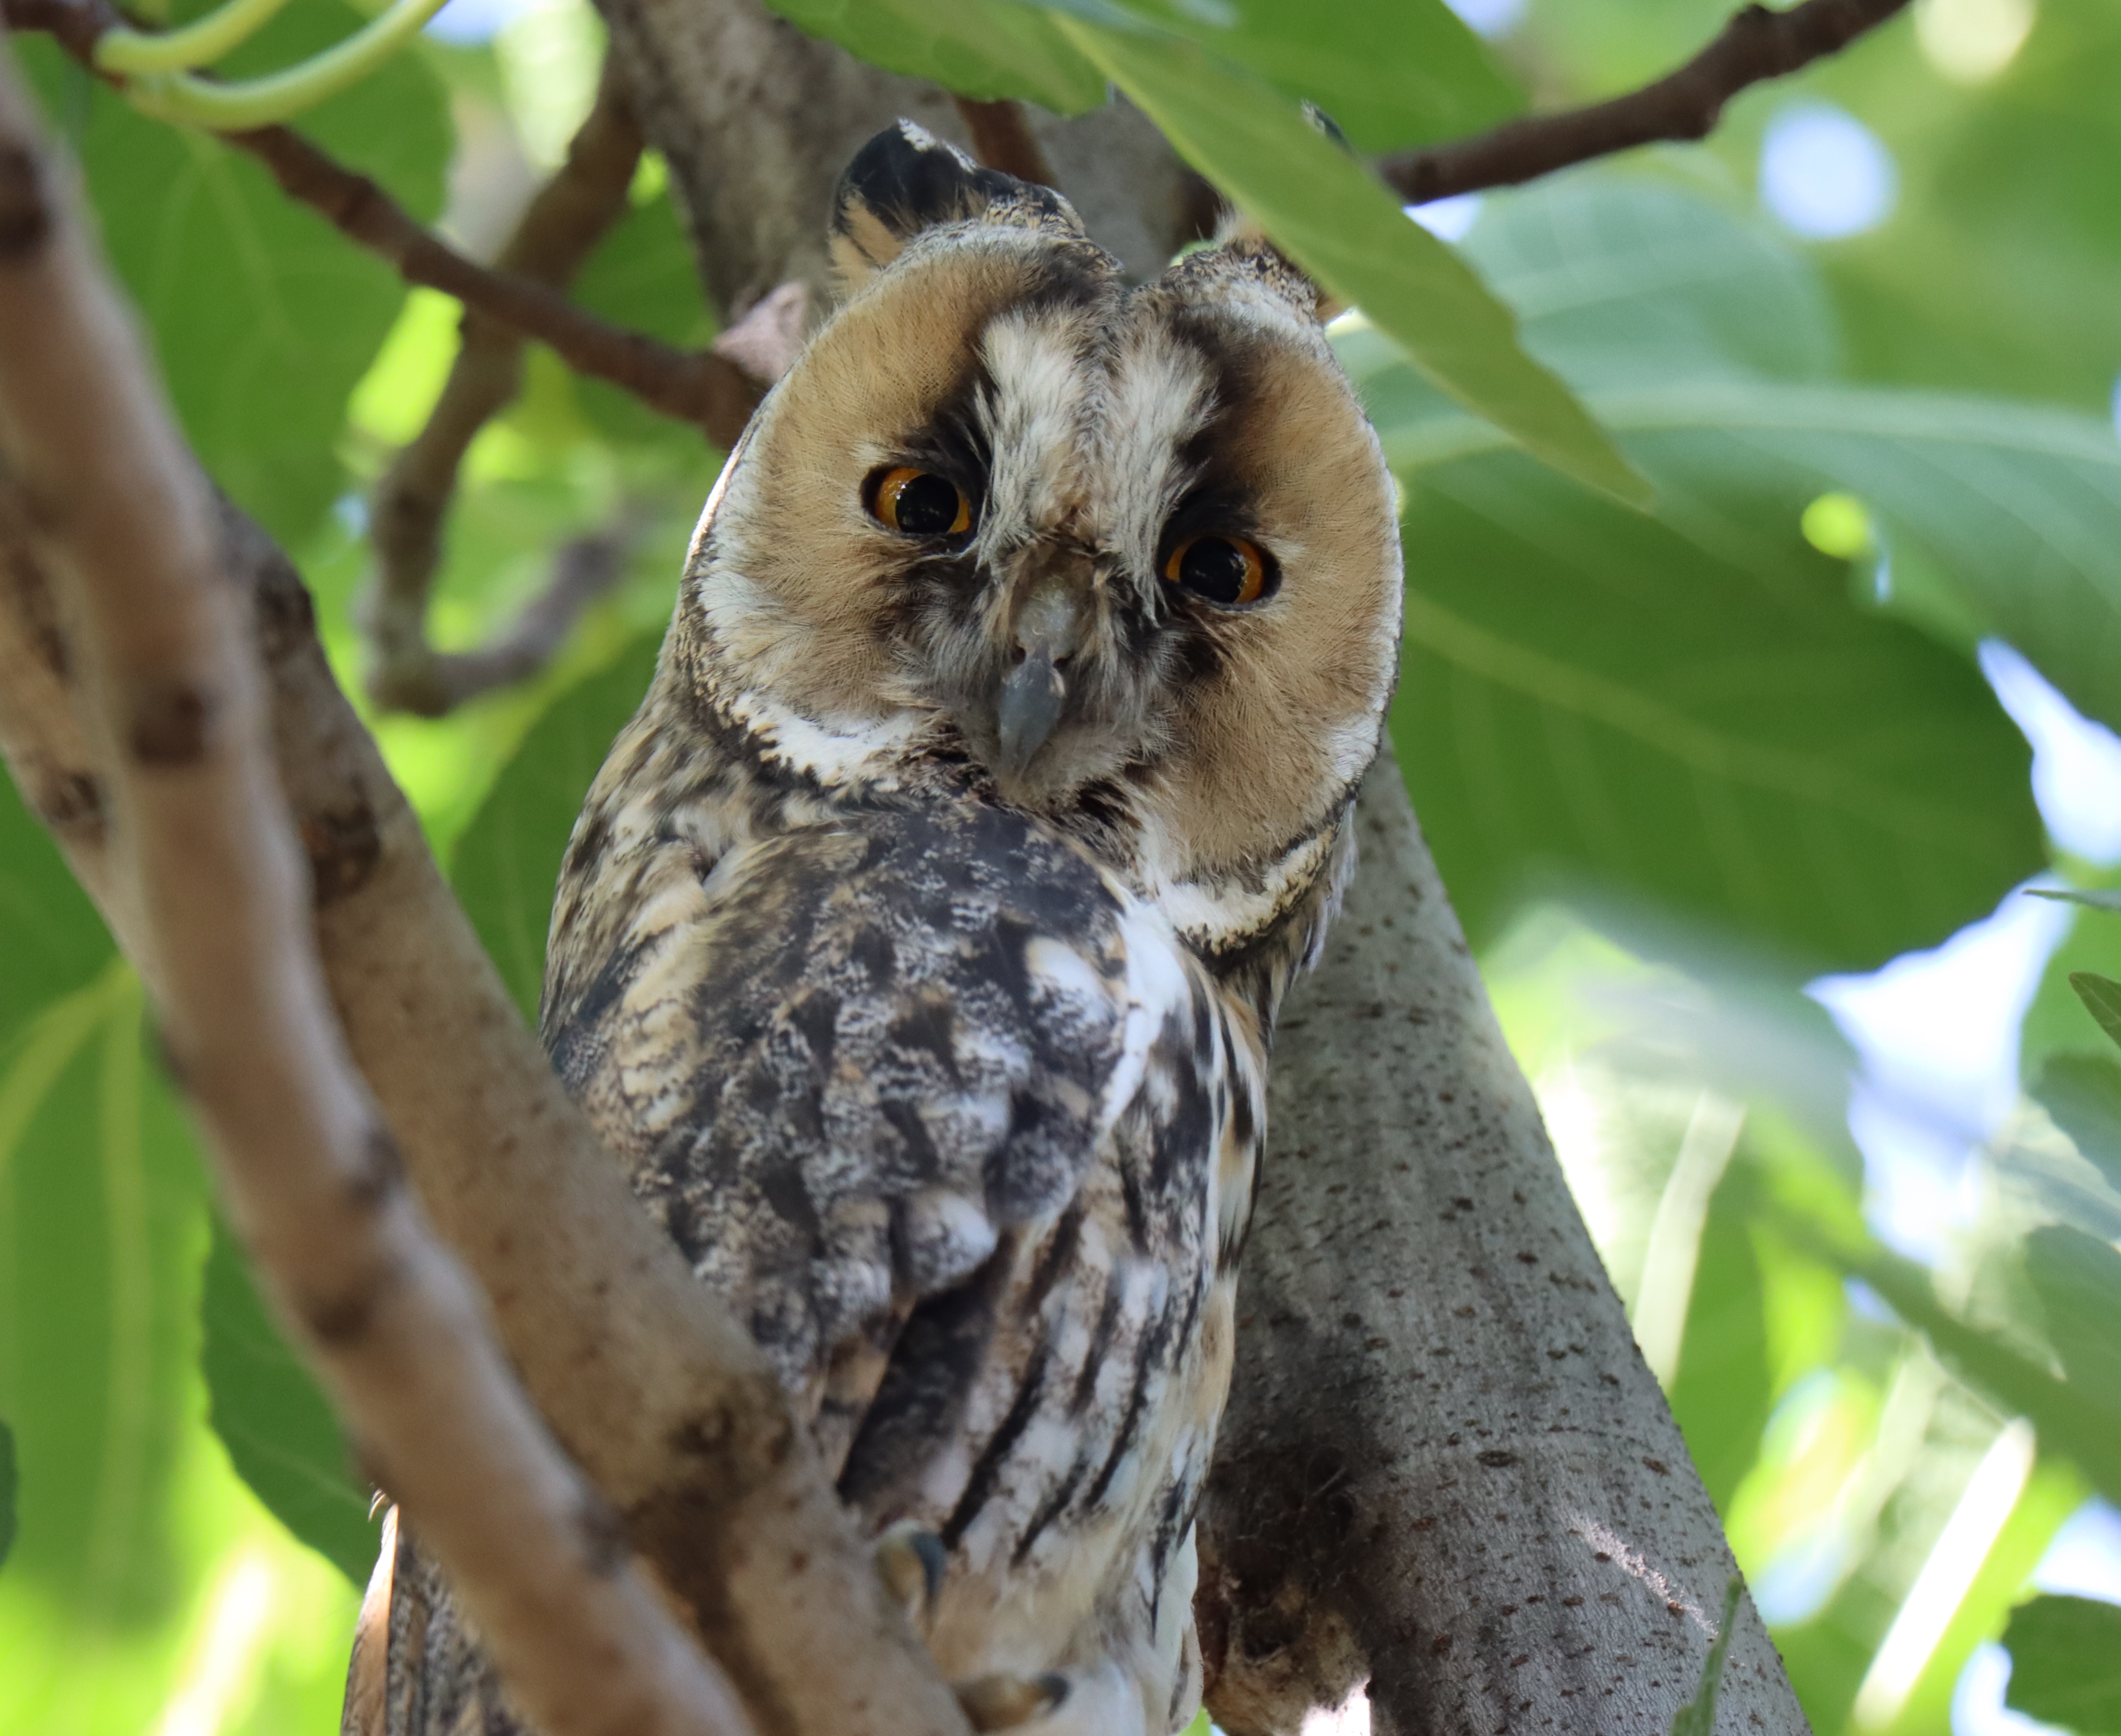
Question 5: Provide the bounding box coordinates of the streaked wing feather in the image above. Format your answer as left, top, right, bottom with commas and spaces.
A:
549, 800, 1138, 1436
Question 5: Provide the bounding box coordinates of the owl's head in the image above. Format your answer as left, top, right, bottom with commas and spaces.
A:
681, 122, 1403, 957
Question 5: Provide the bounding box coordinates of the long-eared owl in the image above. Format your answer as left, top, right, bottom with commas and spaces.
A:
356, 120, 1402, 1736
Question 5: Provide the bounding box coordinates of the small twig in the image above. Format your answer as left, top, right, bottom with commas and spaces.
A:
364, 63, 643, 717
400, 515, 642, 714
0, 45, 748, 1736
234, 124, 767, 435
1382, 0, 1912, 204
952, 96, 1058, 188
0, 0, 770, 442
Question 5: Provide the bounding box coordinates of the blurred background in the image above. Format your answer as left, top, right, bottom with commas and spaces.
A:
4, 0, 2121, 1731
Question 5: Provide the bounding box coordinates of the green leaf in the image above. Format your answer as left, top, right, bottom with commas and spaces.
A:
1399, 176, 1841, 391
1379, 383, 2121, 727
1668, 1578, 1744, 1736
0, 771, 113, 1050
1669, 1203, 1773, 1512
1893, 1459, 2086, 1736
573, 189, 715, 350
452, 635, 664, 1021
760, 0, 1108, 111
0, 969, 210, 1624
1825, 3, 2121, 414
2073, 973, 2121, 1053
1058, 22, 1648, 506
2028, 887, 2121, 914
2027, 1224, 2121, 1406
1361, 177, 2121, 741
201, 1215, 376, 1584
1846, 1240, 2121, 1509
573, 190, 717, 449
2034, 1051, 2121, 1195
0, 1418, 15, 1573
1068, 0, 1522, 152
17, 8, 449, 548
1386, 440, 2040, 965
1342, 177, 2044, 963
2003, 1595, 2121, 1734
2027, 907, 2121, 1077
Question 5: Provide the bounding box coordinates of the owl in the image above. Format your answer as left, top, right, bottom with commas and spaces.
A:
355, 121, 1402, 1736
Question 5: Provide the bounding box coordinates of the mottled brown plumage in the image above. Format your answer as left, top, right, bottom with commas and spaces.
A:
354, 121, 1401, 1736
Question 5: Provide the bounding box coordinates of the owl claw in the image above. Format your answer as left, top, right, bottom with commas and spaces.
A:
955, 1671, 1070, 1731
874, 1521, 948, 1625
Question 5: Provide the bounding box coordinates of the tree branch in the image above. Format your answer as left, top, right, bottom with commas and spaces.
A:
1382, 0, 1912, 204
0, 43, 972, 1736
0, 47, 749, 1736
233, 123, 769, 437
355, 56, 806, 717
1, 0, 771, 441
1198, 759, 1810, 1736
363, 62, 644, 717
950, 97, 1058, 188
384, 514, 642, 713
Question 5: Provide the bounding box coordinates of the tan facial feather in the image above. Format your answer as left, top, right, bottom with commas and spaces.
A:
685, 217, 1402, 933
699, 240, 1055, 723
1146, 320, 1402, 882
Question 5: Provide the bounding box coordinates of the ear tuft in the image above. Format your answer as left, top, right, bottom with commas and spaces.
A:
1173, 222, 1344, 327
829, 120, 1078, 295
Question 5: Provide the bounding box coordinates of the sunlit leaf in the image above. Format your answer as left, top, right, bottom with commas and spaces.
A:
2026, 911, 2121, 1077
1668, 1578, 1743, 1736
1888, 1458, 2086, 1736
1826, 1, 2121, 413
1670, 1203, 1773, 1511
2034, 1052, 2121, 1195
1061, 0, 1521, 151
1846, 1241, 2121, 1508
1343, 179, 2044, 963
2072, 973, 2121, 1054
2027, 1225, 2121, 1403
573, 189, 719, 449
0, 1418, 15, 1572
452, 635, 663, 1020
761, 0, 1108, 111
201, 1216, 376, 1584
1386, 441, 2039, 965
1363, 177, 2121, 742
2028, 887, 2121, 914
0, 770, 112, 1049
2003, 1594, 2121, 1734
1059, 22, 1647, 505
16, 6, 449, 547
0, 969, 209, 1624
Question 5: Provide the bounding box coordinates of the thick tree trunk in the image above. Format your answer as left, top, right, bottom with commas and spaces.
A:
1199, 756, 1807, 1736
590, 7, 1812, 1733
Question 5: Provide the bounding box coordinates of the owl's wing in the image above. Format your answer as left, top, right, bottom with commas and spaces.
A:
547, 799, 1174, 1439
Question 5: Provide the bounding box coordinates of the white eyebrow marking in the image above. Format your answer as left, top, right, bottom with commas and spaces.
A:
977, 312, 1088, 563
1092, 324, 1215, 591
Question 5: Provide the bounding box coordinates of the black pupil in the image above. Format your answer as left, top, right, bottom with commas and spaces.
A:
894, 472, 962, 535
1179, 538, 1250, 604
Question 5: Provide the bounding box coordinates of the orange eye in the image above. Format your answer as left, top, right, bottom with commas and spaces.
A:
1163, 534, 1271, 606
873, 467, 971, 538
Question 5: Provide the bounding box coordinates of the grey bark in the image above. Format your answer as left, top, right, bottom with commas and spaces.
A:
587, 7, 1811, 1733
1200, 756, 1807, 1736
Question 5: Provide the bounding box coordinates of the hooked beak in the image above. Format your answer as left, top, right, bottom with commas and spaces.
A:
995, 584, 1085, 784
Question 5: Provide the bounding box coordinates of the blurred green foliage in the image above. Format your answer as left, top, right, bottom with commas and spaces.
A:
200, 1216, 380, 1586
6, 0, 2121, 1730
2002, 1595, 2121, 1730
